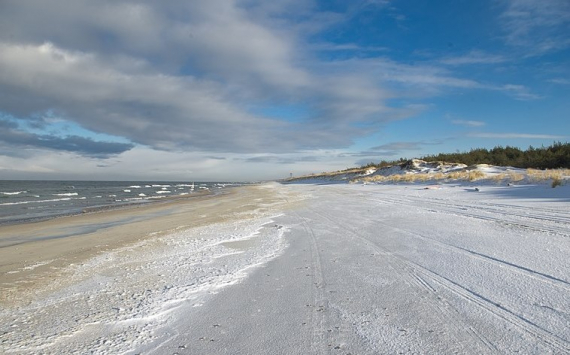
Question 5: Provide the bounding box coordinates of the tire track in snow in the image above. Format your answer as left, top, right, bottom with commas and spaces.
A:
368, 190, 570, 220
375, 192, 570, 228
406, 271, 500, 353
373, 195, 570, 237
305, 204, 570, 354
293, 211, 329, 355
376, 223, 570, 291
404, 260, 570, 354
305, 205, 499, 353
368, 191, 570, 224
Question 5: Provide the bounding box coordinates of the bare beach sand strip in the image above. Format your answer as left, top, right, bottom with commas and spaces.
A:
0, 183, 298, 307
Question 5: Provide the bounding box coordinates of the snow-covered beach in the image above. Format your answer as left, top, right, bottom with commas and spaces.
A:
1, 180, 569, 354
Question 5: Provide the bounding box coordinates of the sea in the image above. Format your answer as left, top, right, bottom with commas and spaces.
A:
0, 180, 240, 225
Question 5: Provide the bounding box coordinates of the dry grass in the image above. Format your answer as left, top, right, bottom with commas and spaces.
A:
491, 172, 526, 183
356, 170, 487, 183
527, 168, 569, 182
432, 172, 446, 180
508, 172, 526, 182
552, 178, 563, 188
447, 171, 468, 180
468, 170, 486, 181
446, 170, 486, 181
526, 169, 569, 188
356, 169, 491, 183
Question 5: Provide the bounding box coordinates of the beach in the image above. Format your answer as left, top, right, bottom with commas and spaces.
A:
1, 182, 569, 354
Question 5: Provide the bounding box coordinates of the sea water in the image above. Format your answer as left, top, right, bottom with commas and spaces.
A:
0, 180, 240, 225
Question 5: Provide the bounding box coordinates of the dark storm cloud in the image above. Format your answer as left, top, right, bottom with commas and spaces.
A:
0, 121, 134, 157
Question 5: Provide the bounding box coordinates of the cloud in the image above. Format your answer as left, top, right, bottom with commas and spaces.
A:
0, 0, 406, 156
371, 142, 422, 151
242, 154, 320, 164
0, 119, 134, 157
363, 140, 445, 159
500, 84, 541, 100
439, 50, 507, 66
311, 42, 389, 52
0, 41, 323, 153
499, 0, 570, 54
469, 133, 565, 139
363, 59, 482, 89
451, 120, 486, 127
548, 78, 570, 85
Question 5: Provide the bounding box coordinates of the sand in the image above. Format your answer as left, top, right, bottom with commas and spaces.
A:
0, 183, 298, 307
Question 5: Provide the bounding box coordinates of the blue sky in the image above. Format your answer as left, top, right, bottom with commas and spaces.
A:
0, 0, 568, 181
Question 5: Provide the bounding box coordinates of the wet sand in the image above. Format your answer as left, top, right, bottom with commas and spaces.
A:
0, 183, 295, 307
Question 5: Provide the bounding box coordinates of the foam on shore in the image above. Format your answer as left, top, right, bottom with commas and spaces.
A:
2, 215, 289, 354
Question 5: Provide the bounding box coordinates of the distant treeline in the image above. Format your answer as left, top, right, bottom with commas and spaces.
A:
363, 142, 570, 170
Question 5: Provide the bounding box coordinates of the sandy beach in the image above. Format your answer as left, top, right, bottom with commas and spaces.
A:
1, 182, 569, 354
0, 184, 298, 306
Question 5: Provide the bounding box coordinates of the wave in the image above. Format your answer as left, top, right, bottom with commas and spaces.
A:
1, 191, 27, 195
53, 192, 79, 197
0, 197, 73, 206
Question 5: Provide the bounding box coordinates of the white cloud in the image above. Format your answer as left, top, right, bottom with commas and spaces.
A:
469, 133, 565, 139
323, 57, 485, 99
311, 42, 389, 52
499, 0, 570, 54
451, 120, 486, 127
548, 78, 570, 85
500, 84, 541, 100
0, 42, 305, 153
440, 50, 507, 66
0, 146, 360, 181
0, 0, 411, 158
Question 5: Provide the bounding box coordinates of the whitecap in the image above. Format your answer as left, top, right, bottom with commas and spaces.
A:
0, 198, 72, 206
53, 192, 78, 197
1, 191, 27, 195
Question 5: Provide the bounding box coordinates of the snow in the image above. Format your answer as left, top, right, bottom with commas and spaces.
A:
1, 216, 289, 354
160, 182, 570, 354
1, 180, 569, 354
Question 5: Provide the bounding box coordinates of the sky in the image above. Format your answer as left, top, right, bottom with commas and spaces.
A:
0, 0, 569, 181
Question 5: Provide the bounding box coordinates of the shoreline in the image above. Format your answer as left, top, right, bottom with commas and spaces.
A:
0, 188, 221, 248
0, 183, 294, 307
0, 186, 219, 228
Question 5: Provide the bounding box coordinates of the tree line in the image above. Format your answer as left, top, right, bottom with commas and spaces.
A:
362, 142, 570, 170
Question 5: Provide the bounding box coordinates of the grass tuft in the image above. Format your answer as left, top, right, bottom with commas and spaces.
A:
468, 170, 486, 181
552, 177, 563, 188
